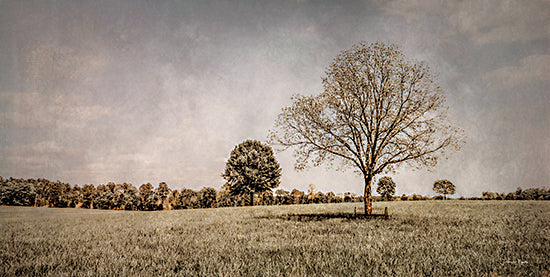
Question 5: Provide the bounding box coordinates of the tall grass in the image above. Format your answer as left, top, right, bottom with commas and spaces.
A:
0, 201, 548, 276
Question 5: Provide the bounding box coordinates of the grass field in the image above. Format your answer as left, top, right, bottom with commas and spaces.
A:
1, 201, 548, 276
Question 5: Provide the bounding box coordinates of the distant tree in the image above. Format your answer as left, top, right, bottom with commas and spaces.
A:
81, 184, 96, 208
139, 183, 155, 210
68, 185, 83, 208
316, 192, 327, 203
290, 189, 305, 204
521, 188, 544, 200
326, 191, 342, 203
307, 184, 317, 203
46, 181, 71, 207
94, 190, 116, 209
139, 183, 154, 196
432, 179, 456, 200
275, 189, 292, 205
33, 181, 48, 206
198, 187, 217, 208
257, 190, 274, 205
106, 182, 116, 193
482, 191, 496, 200
343, 192, 353, 202
179, 188, 199, 209
376, 176, 396, 201
168, 190, 180, 209
156, 182, 171, 210
216, 188, 236, 207
138, 183, 160, 210
143, 192, 160, 211
270, 42, 464, 214
222, 140, 281, 206
122, 185, 140, 210
514, 187, 523, 200
0, 181, 36, 206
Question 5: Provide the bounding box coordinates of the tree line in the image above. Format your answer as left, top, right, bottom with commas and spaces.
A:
0, 176, 365, 210
1, 176, 547, 211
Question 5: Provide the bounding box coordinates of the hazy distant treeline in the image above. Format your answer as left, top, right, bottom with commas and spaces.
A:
0, 176, 548, 210
0, 176, 365, 210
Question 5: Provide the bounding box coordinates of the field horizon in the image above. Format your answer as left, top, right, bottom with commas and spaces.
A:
1, 201, 548, 276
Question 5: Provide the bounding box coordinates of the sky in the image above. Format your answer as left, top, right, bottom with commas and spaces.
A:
0, 0, 548, 197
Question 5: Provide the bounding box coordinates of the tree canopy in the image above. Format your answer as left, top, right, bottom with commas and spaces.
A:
222, 140, 281, 206
432, 179, 456, 199
270, 41, 464, 214
376, 176, 396, 201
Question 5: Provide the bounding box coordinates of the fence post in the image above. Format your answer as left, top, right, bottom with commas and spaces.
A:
384, 207, 389, 218
354, 207, 357, 217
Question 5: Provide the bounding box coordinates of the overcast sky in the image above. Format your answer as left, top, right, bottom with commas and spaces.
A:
1, 0, 548, 196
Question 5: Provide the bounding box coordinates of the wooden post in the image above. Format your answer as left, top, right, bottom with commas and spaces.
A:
354, 207, 357, 217
384, 207, 389, 218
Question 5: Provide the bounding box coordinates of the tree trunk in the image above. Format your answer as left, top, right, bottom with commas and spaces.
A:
249, 192, 254, 206
364, 174, 373, 215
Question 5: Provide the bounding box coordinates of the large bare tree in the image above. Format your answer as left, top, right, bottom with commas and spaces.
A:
269, 42, 464, 214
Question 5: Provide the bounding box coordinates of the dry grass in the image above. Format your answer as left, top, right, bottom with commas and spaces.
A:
0, 201, 548, 276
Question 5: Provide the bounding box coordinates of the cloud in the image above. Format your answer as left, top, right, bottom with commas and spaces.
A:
0, 92, 112, 129
381, 0, 550, 45
482, 54, 550, 88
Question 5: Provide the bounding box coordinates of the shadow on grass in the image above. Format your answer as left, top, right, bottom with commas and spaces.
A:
259, 213, 389, 222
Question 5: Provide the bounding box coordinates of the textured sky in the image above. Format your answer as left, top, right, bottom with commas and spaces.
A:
0, 0, 548, 196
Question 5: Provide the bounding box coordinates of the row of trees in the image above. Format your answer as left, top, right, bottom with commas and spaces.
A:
2, 176, 547, 211
0, 176, 367, 210
481, 187, 550, 201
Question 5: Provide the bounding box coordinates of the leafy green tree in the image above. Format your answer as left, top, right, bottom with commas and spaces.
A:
270, 42, 464, 214
376, 176, 396, 201
432, 179, 456, 200
222, 140, 281, 206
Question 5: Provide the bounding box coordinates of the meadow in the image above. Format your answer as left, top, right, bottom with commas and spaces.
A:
0, 201, 548, 276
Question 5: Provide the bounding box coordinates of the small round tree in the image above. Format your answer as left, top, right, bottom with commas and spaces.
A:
222, 140, 281, 206
376, 176, 396, 201
432, 179, 456, 200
